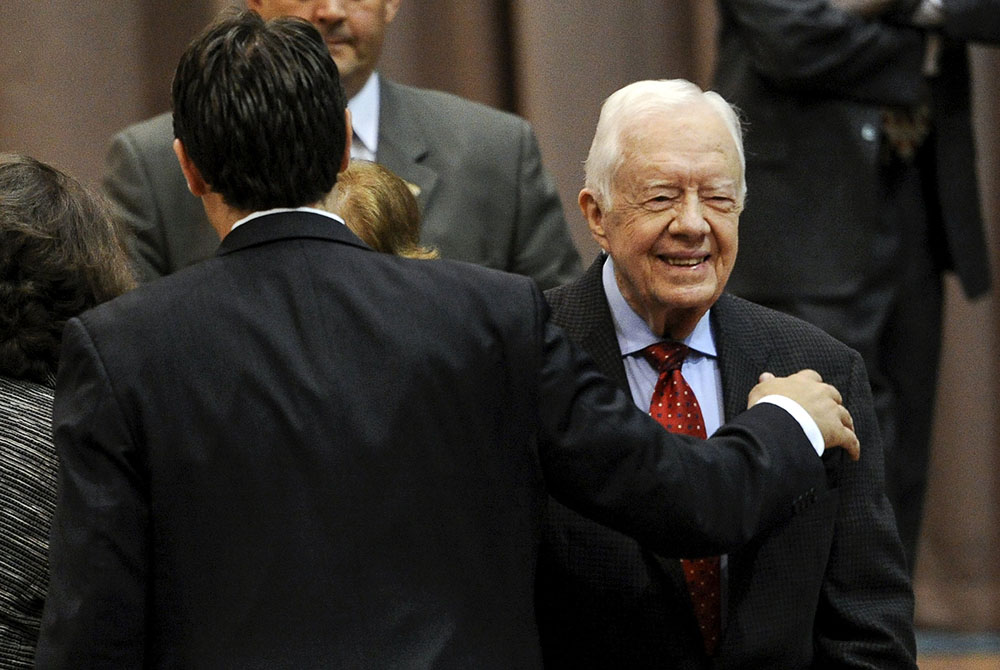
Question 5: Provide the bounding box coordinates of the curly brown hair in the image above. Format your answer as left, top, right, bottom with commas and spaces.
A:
0, 153, 136, 382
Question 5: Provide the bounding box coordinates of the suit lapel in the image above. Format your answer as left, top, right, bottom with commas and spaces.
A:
711, 293, 776, 660
712, 293, 771, 423
563, 267, 776, 421
546, 255, 630, 391
375, 79, 440, 214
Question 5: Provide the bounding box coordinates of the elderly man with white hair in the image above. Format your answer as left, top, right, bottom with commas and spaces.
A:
535, 79, 916, 669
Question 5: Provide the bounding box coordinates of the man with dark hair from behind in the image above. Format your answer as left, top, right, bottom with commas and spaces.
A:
37, 10, 859, 668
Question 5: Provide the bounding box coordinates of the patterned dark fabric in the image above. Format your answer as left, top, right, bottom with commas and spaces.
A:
0, 375, 56, 669
537, 255, 917, 669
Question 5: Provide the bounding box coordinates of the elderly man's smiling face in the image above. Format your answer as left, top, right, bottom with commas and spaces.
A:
582, 102, 743, 339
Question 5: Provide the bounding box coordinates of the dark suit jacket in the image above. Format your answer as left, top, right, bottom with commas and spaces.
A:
714, 0, 997, 301
36, 213, 826, 669
101, 77, 580, 289
536, 257, 916, 669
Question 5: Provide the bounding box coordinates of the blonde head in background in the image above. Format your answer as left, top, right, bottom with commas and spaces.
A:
327, 160, 438, 260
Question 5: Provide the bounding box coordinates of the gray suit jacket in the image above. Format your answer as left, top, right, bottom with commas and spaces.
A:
714, 0, 998, 300
102, 77, 580, 288
37, 214, 825, 668
536, 256, 916, 669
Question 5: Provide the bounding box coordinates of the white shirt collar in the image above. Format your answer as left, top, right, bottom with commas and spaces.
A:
602, 255, 716, 358
229, 206, 345, 233
348, 72, 380, 159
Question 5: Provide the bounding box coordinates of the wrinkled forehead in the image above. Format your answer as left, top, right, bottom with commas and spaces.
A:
618, 106, 740, 169
623, 100, 732, 145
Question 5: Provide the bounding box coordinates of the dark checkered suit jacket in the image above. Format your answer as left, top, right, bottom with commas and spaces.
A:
536, 256, 917, 669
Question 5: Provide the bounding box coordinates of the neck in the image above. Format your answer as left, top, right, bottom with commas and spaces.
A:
201, 192, 251, 240
616, 284, 702, 342
629, 298, 702, 342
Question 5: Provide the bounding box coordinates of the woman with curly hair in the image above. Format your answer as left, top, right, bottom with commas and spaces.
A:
0, 153, 134, 668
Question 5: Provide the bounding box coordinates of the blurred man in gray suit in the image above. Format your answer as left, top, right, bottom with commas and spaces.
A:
103, 0, 581, 288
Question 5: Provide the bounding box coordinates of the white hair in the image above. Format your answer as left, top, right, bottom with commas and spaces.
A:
583, 79, 746, 209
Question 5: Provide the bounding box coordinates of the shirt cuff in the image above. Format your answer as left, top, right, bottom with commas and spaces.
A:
753, 395, 825, 456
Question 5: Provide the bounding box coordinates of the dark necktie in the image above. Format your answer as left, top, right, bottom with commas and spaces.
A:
640, 342, 722, 656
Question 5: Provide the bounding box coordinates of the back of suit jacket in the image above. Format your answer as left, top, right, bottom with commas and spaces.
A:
38, 214, 827, 668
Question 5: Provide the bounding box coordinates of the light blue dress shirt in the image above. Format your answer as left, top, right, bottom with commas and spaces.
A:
603, 257, 822, 454
348, 73, 380, 162
601, 256, 825, 618
602, 256, 731, 612
602, 257, 724, 436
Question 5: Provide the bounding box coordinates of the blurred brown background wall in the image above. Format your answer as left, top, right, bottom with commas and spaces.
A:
1, 0, 997, 631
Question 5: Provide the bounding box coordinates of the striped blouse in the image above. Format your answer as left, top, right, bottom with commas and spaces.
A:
0, 375, 56, 669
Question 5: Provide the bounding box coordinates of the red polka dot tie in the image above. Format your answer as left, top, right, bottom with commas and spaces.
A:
641, 341, 722, 656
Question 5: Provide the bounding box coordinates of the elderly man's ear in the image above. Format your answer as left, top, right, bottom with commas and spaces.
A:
579, 188, 611, 252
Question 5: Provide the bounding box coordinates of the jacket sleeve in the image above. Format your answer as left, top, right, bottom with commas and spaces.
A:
35, 317, 148, 669
941, 0, 1000, 42
720, 0, 927, 104
102, 128, 171, 283
531, 285, 828, 557
508, 120, 582, 291
813, 350, 917, 667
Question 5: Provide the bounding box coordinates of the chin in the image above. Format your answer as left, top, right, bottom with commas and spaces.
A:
656, 284, 718, 309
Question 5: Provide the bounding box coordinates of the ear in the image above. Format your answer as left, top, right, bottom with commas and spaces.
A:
340, 108, 353, 173
173, 139, 209, 197
246, 0, 263, 13
579, 188, 611, 252
384, 0, 402, 24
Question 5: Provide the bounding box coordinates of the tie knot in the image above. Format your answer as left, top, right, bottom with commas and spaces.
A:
640, 342, 689, 373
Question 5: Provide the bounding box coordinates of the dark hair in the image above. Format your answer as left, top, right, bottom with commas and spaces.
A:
172, 9, 347, 212
0, 153, 136, 382
327, 161, 438, 259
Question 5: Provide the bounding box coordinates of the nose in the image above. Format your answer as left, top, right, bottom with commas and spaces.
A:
670, 192, 711, 237
313, 0, 348, 23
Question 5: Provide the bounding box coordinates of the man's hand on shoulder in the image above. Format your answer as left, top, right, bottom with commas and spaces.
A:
750, 370, 860, 461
